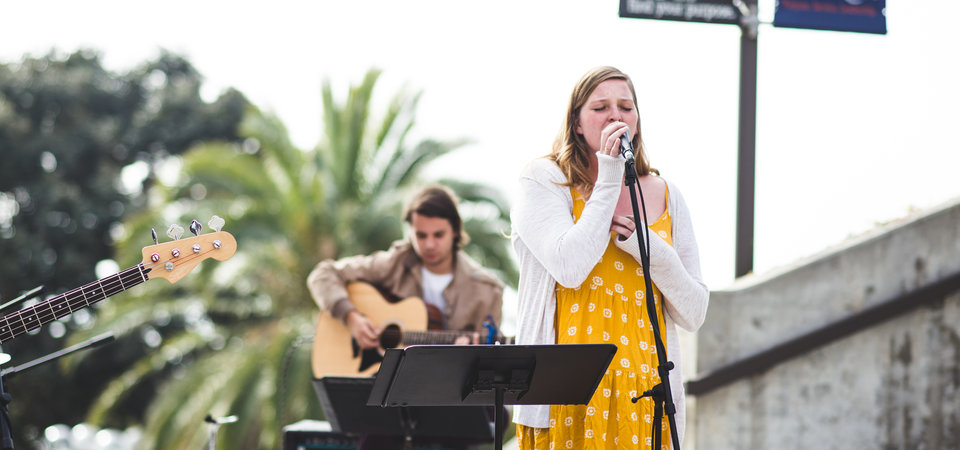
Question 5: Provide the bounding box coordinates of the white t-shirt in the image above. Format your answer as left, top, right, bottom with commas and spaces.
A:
421, 266, 453, 312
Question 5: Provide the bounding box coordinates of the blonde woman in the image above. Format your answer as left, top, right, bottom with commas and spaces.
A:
510, 66, 709, 449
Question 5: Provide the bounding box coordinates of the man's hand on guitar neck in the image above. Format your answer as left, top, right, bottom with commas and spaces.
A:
345, 310, 380, 349
454, 332, 480, 345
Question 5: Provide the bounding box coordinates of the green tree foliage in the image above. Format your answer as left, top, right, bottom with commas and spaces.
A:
0, 49, 247, 302
69, 68, 516, 449
0, 50, 249, 448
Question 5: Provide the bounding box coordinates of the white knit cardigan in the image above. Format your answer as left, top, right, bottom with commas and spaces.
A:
509, 154, 709, 445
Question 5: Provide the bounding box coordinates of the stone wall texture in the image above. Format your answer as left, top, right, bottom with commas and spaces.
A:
691, 199, 960, 449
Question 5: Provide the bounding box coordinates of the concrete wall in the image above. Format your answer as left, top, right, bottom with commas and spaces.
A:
692, 199, 960, 449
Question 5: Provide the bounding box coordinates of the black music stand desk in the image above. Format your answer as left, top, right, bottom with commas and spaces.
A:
367, 344, 617, 450
313, 376, 494, 445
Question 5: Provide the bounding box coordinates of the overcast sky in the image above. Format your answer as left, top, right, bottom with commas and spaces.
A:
4, 0, 959, 294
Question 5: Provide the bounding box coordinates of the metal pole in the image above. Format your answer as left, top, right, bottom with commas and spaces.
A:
734, 0, 759, 278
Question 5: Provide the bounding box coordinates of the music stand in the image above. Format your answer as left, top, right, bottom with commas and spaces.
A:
367, 344, 617, 450
313, 376, 494, 444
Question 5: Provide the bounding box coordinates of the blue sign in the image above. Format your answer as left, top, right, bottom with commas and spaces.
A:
774, 0, 886, 34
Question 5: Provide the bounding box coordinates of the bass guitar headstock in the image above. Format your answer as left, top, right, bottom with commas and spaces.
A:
140, 215, 237, 284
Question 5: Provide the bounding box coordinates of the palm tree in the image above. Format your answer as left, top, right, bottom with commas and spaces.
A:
66, 68, 516, 449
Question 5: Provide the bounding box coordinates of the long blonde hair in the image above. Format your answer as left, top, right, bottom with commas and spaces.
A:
548, 66, 654, 194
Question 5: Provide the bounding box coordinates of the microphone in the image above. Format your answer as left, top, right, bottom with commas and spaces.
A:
619, 130, 635, 164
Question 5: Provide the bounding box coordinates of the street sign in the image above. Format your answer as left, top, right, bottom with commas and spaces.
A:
619, 0, 741, 26
619, 0, 758, 277
774, 0, 887, 34
619, 0, 886, 277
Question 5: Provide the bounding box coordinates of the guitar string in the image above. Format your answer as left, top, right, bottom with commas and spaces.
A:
0, 267, 146, 343
0, 247, 201, 342
19, 267, 148, 326
403, 329, 498, 345
0, 239, 222, 342
16, 246, 210, 327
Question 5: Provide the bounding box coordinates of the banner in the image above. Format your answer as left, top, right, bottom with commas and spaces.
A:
774, 0, 886, 34
619, 0, 740, 25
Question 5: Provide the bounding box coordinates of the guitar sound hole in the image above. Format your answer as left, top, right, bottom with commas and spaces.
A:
380, 324, 403, 349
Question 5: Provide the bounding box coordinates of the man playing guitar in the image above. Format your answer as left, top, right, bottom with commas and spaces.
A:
307, 184, 504, 362
306, 185, 505, 449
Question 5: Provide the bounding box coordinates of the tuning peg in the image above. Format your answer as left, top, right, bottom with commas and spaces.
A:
208, 215, 225, 233
190, 219, 202, 236
152, 228, 159, 245
166, 224, 184, 241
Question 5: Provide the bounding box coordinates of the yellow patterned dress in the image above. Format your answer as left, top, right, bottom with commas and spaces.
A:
517, 187, 673, 449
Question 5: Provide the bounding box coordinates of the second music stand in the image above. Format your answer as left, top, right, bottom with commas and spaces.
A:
313, 376, 494, 444
367, 343, 617, 450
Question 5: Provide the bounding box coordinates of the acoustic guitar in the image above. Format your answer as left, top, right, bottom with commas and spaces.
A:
311, 281, 512, 378
0, 220, 237, 344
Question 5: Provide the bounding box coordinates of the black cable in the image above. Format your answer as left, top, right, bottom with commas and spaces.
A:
625, 161, 681, 450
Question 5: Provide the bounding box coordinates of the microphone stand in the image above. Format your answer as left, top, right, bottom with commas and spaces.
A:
0, 373, 11, 450
205, 414, 238, 450
623, 159, 681, 449
0, 332, 116, 450
0, 286, 44, 317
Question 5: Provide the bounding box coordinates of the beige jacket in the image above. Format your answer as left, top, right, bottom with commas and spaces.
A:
307, 240, 504, 331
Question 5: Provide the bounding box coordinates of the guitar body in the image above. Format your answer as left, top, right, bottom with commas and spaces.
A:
312, 282, 428, 378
